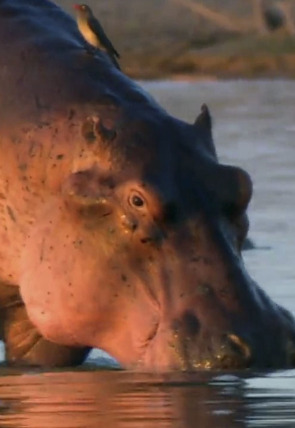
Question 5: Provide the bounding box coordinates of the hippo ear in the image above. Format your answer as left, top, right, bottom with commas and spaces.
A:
195, 103, 212, 130
193, 104, 217, 159
62, 170, 112, 215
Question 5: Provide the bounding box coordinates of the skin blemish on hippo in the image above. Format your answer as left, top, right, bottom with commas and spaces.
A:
18, 163, 27, 172
196, 283, 213, 296
6, 206, 16, 223
95, 117, 117, 142
82, 116, 117, 147
81, 117, 97, 143
68, 109, 75, 121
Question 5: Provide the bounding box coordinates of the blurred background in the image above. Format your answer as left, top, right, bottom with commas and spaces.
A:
57, 0, 295, 79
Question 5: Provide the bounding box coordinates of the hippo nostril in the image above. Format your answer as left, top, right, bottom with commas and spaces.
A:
214, 334, 252, 368
173, 311, 200, 337
183, 311, 200, 337
226, 333, 252, 363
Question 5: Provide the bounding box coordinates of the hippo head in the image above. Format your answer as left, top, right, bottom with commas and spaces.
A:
19, 101, 295, 371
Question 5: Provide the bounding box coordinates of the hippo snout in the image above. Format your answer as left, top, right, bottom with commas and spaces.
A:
137, 315, 253, 371
171, 312, 253, 369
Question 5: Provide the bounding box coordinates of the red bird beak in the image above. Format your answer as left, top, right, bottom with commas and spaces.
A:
73, 4, 81, 10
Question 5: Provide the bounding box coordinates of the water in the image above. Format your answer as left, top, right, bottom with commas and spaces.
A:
1, 370, 295, 427
0, 79, 295, 427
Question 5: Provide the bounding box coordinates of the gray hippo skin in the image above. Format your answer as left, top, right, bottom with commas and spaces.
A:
0, 0, 294, 370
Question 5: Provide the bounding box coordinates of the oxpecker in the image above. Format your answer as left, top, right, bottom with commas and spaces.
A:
73, 4, 120, 69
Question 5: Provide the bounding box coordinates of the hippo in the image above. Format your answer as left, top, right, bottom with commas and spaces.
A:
0, 0, 295, 371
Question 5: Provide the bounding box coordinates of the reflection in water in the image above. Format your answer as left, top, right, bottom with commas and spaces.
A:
1, 80, 295, 427
0, 370, 295, 427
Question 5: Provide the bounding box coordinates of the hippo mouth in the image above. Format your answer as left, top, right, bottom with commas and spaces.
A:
135, 316, 253, 371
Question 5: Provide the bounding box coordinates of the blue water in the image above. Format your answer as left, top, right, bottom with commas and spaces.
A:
1, 79, 295, 427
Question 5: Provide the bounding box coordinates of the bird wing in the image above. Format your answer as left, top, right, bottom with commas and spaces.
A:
88, 16, 120, 58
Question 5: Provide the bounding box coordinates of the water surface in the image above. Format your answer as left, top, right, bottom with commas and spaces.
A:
1, 79, 295, 427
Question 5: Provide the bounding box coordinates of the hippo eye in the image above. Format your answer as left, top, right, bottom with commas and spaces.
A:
132, 195, 144, 207
130, 193, 145, 208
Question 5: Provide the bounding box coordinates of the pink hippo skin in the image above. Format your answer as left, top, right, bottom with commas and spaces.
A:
0, 0, 295, 370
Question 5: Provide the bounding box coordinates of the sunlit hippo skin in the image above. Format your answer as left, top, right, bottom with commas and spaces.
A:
0, 0, 295, 371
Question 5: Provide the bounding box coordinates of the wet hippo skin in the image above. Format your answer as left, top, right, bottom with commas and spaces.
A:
0, 0, 295, 370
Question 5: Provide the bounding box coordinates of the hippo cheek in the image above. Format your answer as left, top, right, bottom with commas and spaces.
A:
19, 198, 159, 362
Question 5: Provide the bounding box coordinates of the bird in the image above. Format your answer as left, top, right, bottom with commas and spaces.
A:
73, 4, 120, 69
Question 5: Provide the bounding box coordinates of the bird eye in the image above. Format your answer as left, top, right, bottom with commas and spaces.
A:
130, 193, 145, 208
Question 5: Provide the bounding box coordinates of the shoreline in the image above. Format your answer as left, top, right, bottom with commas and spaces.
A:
125, 53, 295, 81
122, 34, 295, 81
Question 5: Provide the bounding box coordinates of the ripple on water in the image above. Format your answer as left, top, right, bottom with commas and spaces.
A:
0, 369, 295, 427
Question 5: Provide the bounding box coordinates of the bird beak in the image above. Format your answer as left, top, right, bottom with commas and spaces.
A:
73, 4, 81, 10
